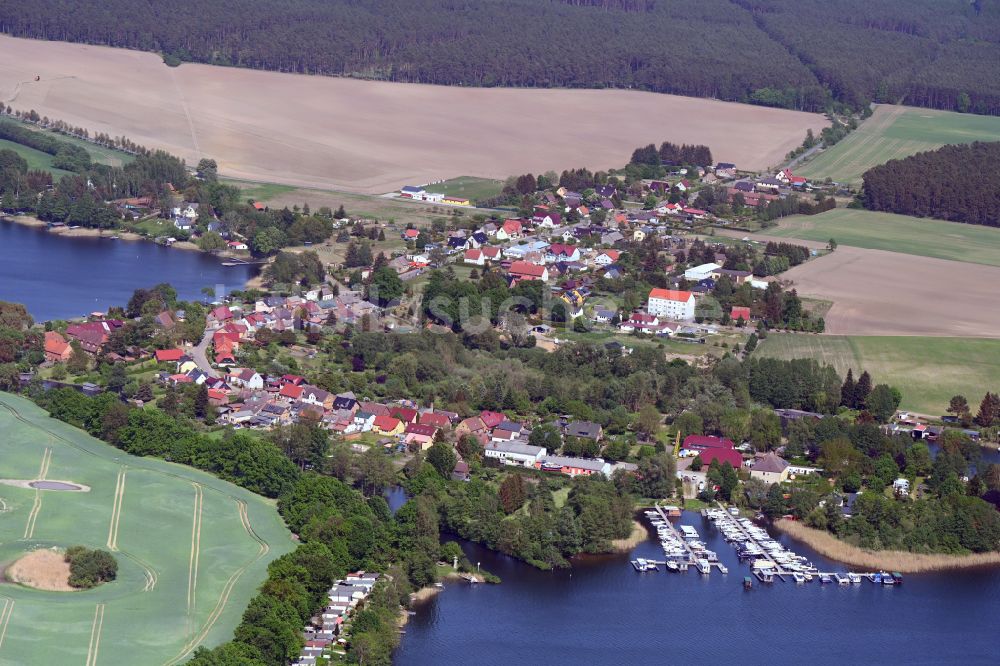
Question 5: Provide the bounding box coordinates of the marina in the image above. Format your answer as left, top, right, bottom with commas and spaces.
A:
631, 504, 904, 588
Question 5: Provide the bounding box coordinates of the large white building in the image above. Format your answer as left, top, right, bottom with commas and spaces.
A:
484, 441, 546, 467
684, 262, 721, 281
647, 288, 695, 321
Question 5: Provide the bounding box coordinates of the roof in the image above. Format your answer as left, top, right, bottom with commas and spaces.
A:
373, 415, 402, 431
683, 434, 735, 450
754, 452, 790, 474
648, 288, 694, 302
487, 441, 544, 457
389, 406, 418, 423
509, 261, 546, 278
565, 421, 602, 439
730, 306, 751, 320
699, 447, 743, 469
479, 410, 505, 428
279, 384, 303, 399
155, 348, 185, 362
542, 455, 607, 472
44, 331, 70, 356
405, 423, 437, 437
419, 412, 451, 428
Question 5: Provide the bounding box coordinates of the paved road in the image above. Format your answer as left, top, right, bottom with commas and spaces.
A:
191, 326, 220, 378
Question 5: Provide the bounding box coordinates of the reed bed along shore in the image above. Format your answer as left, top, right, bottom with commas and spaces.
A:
775, 519, 1000, 573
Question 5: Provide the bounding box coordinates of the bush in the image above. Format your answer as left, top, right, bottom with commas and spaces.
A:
64, 546, 118, 588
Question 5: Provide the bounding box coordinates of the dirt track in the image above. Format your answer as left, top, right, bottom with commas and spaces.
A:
0, 35, 826, 193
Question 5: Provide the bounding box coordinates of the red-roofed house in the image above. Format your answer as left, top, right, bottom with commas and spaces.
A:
208, 305, 233, 325
509, 261, 548, 283
545, 244, 580, 263
389, 406, 418, 424
65, 321, 112, 354
481, 246, 502, 261
279, 384, 303, 400
155, 348, 185, 363
207, 388, 229, 406
594, 249, 620, 267
419, 412, 451, 429
682, 434, 736, 451
479, 410, 505, 429
699, 447, 744, 469
496, 219, 523, 241
647, 288, 695, 322
373, 415, 404, 436
730, 306, 751, 323
464, 249, 484, 266
44, 332, 72, 363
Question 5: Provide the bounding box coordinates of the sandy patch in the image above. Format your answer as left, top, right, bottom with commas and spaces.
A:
6, 549, 74, 591
0, 35, 826, 194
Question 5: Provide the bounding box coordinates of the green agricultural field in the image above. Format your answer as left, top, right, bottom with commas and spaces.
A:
766, 209, 1000, 267
0, 138, 74, 178
427, 176, 504, 202
0, 393, 294, 665
798, 105, 1000, 186
755, 334, 1000, 415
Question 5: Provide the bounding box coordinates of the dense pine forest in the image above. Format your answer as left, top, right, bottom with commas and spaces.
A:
861, 142, 1000, 227
1, 0, 999, 114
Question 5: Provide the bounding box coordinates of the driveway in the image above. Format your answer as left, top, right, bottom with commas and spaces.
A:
190, 326, 220, 378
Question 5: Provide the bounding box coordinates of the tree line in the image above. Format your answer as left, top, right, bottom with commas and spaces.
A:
861, 141, 1000, 226
4, 0, 999, 114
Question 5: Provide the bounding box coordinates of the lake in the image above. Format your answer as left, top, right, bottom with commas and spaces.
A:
396, 511, 1000, 665
0, 220, 255, 321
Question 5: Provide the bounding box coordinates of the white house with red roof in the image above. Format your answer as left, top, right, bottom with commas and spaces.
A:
594, 249, 620, 267
495, 219, 523, 241
647, 288, 695, 321
545, 244, 580, 263
463, 249, 485, 266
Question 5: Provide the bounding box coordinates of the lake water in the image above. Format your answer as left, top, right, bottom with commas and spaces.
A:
396, 511, 1000, 665
0, 220, 255, 321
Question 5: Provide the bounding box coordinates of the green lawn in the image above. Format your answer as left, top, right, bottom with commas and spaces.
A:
0, 138, 74, 178
0, 393, 294, 665
426, 176, 504, 202
797, 105, 1000, 186
232, 181, 298, 203
0, 118, 133, 169
765, 208, 1000, 267
754, 333, 1000, 414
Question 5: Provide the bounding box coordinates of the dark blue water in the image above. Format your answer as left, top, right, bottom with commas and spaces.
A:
0, 220, 254, 321
396, 511, 1000, 665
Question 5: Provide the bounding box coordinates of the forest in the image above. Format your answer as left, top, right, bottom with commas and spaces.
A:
1, 0, 999, 114
861, 141, 1000, 226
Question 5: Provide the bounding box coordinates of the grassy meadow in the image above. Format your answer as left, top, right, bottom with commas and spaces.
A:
766, 209, 1000, 267
797, 105, 1000, 186
754, 334, 1000, 414
0, 393, 294, 665
0, 138, 74, 178
426, 176, 505, 202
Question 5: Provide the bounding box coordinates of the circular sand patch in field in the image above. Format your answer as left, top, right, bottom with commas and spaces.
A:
6, 549, 74, 591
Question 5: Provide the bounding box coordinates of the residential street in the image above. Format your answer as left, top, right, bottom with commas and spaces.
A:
191, 326, 220, 378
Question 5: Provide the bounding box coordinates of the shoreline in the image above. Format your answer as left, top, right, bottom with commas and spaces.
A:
2, 214, 262, 289
610, 519, 650, 552
774, 519, 1000, 573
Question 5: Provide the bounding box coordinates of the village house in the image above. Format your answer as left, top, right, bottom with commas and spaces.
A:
730, 306, 752, 323
682, 434, 743, 468
43, 331, 72, 363
565, 420, 603, 441
594, 249, 620, 267
750, 452, 791, 484
372, 415, 404, 436
508, 261, 549, 283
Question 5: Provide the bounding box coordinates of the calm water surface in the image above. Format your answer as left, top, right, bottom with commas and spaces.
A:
396, 511, 1000, 665
0, 221, 254, 320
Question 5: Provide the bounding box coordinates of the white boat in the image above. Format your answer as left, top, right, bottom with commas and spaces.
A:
792, 572, 805, 584
696, 559, 711, 575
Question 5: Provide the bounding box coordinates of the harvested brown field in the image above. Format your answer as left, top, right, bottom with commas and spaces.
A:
6, 549, 74, 591
775, 520, 1000, 573
774, 244, 1000, 337
0, 35, 826, 194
